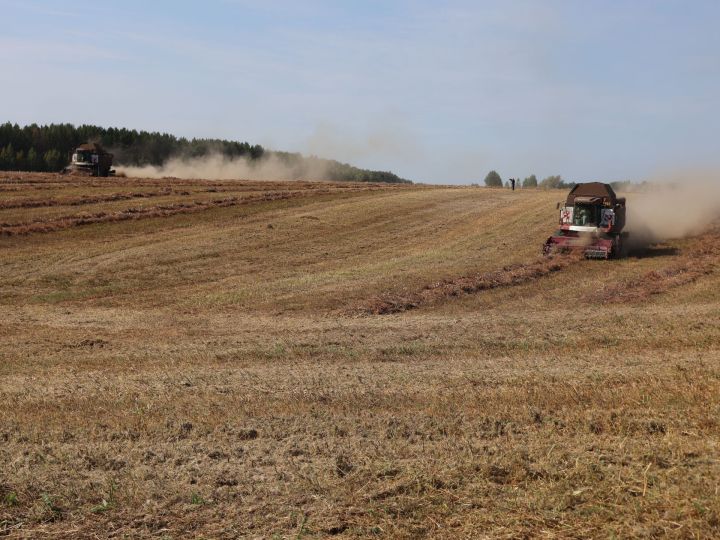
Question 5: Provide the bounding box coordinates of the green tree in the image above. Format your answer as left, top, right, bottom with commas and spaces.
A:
523, 174, 538, 188
0, 122, 412, 182
0, 143, 14, 169
484, 170, 502, 187
15, 150, 25, 171
540, 175, 563, 189
44, 149, 64, 171
27, 147, 43, 171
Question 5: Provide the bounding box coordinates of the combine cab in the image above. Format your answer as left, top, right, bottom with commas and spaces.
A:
64, 143, 114, 177
543, 182, 628, 259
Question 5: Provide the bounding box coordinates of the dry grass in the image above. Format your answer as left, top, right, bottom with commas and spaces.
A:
591, 228, 720, 304
0, 173, 719, 538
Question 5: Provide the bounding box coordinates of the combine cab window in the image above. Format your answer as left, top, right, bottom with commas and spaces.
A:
573, 204, 598, 226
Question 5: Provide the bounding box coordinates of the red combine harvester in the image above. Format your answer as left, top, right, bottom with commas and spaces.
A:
543, 182, 628, 259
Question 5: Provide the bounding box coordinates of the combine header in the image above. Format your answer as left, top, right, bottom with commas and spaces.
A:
543, 182, 628, 259
64, 143, 114, 177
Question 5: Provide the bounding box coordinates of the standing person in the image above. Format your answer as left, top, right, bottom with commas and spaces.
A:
510, 178, 516, 191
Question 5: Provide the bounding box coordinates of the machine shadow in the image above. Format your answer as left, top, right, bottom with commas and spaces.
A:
629, 245, 679, 259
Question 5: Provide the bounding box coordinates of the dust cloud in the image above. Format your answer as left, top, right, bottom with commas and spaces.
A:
624, 173, 720, 245
117, 153, 331, 181
305, 124, 421, 164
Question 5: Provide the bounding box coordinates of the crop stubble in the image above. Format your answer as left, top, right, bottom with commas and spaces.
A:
0, 173, 718, 538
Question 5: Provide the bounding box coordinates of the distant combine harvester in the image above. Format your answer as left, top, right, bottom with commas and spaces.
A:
543, 182, 628, 259
63, 142, 115, 177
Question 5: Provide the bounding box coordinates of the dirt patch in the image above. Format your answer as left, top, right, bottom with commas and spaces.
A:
359, 254, 580, 315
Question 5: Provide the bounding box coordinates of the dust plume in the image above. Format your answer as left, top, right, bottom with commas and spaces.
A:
624, 172, 720, 246
117, 153, 331, 181
305, 123, 421, 164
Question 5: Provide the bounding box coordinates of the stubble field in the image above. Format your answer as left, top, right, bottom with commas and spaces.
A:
1, 173, 719, 539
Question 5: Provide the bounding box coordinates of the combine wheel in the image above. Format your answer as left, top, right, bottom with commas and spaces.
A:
612, 234, 628, 259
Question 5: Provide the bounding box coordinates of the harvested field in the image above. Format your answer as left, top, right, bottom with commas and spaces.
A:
0, 189, 178, 210
359, 253, 582, 314
591, 228, 720, 304
1, 173, 719, 539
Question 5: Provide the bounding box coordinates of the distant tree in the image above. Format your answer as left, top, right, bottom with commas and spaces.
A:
540, 175, 564, 189
15, 150, 25, 171
610, 180, 633, 192
523, 174, 538, 188
249, 144, 265, 160
484, 170, 503, 187
0, 122, 412, 183
27, 147, 43, 171
0, 143, 14, 170
43, 149, 64, 171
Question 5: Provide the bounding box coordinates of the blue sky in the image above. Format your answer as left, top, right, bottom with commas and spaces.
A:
1, 0, 719, 183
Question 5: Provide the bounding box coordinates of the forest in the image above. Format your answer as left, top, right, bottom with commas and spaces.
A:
0, 122, 411, 183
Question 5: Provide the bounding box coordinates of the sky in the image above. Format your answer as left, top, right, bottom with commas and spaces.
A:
1, 0, 719, 184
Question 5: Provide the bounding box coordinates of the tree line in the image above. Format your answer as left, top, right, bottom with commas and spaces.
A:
483, 170, 574, 189
0, 122, 411, 183
482, 170, 635, 191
